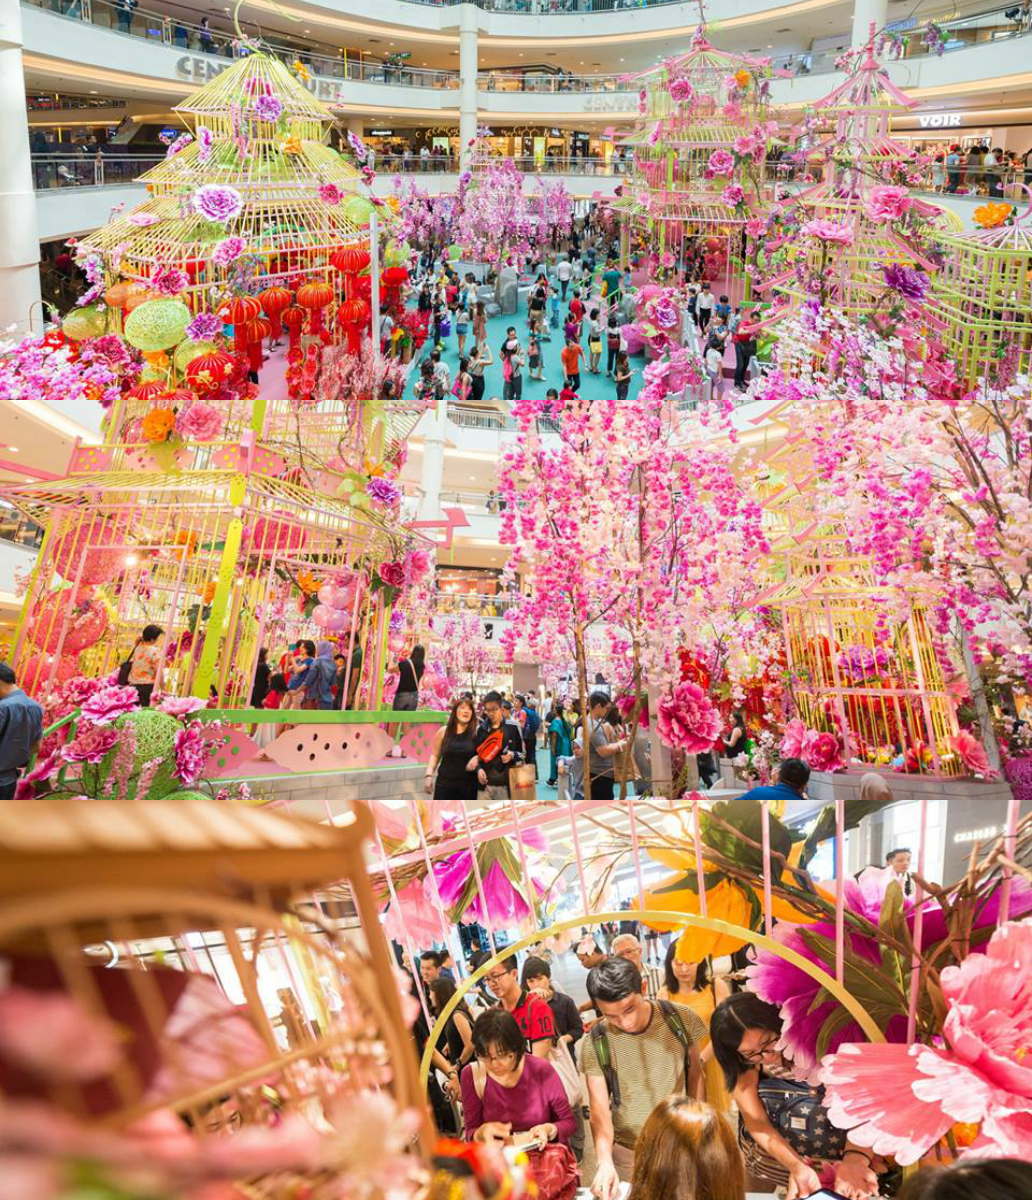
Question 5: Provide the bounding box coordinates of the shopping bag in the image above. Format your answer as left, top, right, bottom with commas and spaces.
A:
509, 763, 536, 804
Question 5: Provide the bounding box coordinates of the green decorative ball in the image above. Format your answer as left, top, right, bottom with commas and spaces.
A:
384, 242, 411, 268
343, 195, 373, 228
83, 707, 183, 800
124, 299, 192, 352
62, 305, 108, 342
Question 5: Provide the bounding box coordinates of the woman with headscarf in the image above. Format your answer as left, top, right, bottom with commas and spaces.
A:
308, 640, 337, 710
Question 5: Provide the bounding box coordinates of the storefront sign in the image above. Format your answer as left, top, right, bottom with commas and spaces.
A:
918, 111, 963, 129
174, 56, 347, 103
370, 128, 394, 136
953, 824, 1001, 844
583, 94, 635, 112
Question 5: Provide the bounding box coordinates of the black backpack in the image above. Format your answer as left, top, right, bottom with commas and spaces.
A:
590, 999, 694, 1109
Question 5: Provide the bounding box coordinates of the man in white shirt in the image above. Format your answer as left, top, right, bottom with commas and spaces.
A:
556, 257, 572, 300
859, 847, 913, 897
696, 283, 715, 332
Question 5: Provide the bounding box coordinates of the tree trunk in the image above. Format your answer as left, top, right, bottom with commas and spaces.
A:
959, 625, 1002, 772
575, 625, 592, 805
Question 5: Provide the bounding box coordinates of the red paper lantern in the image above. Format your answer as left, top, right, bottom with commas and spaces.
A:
246, 317, 274, 373
127, 380, 168, 404
337, 297, 370, 354
258, 285, 292, 338
186, 349, 235, 393
296, 281, 335, 337
381, 266, 408, 288
225, 295, 261, 357
331, 245, 370, 276
281, 304, 307, 350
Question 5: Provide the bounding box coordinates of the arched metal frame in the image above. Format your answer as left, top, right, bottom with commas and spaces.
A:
419, 909, 885, 1087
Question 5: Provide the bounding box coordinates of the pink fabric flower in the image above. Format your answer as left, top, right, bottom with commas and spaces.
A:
318, 182, 342, 205
952, 729, 997, 778
656, 681, 722, 754
252, 94, 283, 123
177, 402, 224, 442
379, 560, 406, 588
173, 722, 208, 785
734, 134, 757, 156
191, 184, 243, 224
211, 236, 246, 267
61, 722, 118, 764
707, 149, 735, 176
151, 266, 188, 297
744, 217, 766, 238
865, 185, 912, 223
820, 920, 1032, 1163
80, 685, 139, 726
157, 695, 208, 718
722, 183, 745, 207
128, 211, 160, 227
0, 987, 122, 1080
779, 717, 807, 758
800, 219, 854, 244
668, 78, 695, 103
801, 729, 845, 773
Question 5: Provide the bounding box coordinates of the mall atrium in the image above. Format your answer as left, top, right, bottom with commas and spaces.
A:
0, 0, 1030, 1195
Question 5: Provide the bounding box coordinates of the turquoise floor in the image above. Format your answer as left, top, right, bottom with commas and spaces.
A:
409, 304, 646, 409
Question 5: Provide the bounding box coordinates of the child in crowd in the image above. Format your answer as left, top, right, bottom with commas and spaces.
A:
528, 332, 544, 381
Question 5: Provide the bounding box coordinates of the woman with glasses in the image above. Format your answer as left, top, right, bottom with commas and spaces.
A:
711, 994, 880, 1200
460, 1009, 576, 1150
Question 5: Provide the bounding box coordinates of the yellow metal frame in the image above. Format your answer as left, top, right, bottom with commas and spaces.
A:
419, 909, 885, 1088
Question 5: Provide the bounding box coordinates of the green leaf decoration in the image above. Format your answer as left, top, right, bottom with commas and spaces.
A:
815, 1004, 855, 1059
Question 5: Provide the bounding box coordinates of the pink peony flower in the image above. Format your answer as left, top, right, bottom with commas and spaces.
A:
318, 182, 342, 205
252, 93, 283, 123
191, 184, 243, 224
779, 717, 807, 758
0, 987, 123, 1080
865, 185, 912, 223
128, 211, 160, 227
734, 133, 757, 156
186, 311, 224, 341
801, 728, 845, 773
151, 265, 189, 297
378, 560, 406, 588
744, 217, 766, 238
800, 219, 854, 244
722, 183, 745, 207
707, 149, 735, 176
61, 722, 118, 764
80, 685, 140, 726
177, 402, 224, 442
820, 920, 1032, 1164
211, 236, 247, 267
668, 78, 695, 103
172, 721, 208, 785
656, 681, 722, 754
157, 695, 208, 718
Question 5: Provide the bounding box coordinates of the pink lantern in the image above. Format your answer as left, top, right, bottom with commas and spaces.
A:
19, 653, 79, 698
249, 512, 306, 557
317, 583, 340, 608
326, 608, 352, 634
311, 604, 333, 629
51, 521, 125, 585
31, 593, 108, 654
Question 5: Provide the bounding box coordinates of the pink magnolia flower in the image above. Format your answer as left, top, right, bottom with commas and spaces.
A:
80, 685, 139, 726
0, 987, 123, 1080
61, 722, 119, 764
800, 219, 853, 244
172, 721, 208, 785
820, 920, 1032, 1163
656, 681, 722, 754
157, 695, 208, 718
707, 149, 735, 176
865, 185, 912, 223
177, 402, 224, 442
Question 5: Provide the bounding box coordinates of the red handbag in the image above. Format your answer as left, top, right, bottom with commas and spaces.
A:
526, 1144, 579, 1200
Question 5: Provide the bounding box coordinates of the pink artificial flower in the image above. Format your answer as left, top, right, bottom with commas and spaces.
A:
801, 728, 845, 773
128, 211, 160, 227
668, 78, 695, 103
151, 266, 189, 297
744, 217, 766, 238
865, 185, 912, 223
177, 402, 224, 442
173, 722, 208, 785
722, 183, 745, 208
157, 695, 208, 718
734, 134, 757, 156
800, 219, 854, 244
952, 729, 997, 778
656, 681, 722, 754
379, 560, 406, 588
318, 182, 342, 205
0, 987, 123, 1080
820, 920, 1032, 1164
61, 722, 119, 764
211, 237, 247, 267
707, 149, 735, 176
779, 716, 807, 758
79, 685, 140, 726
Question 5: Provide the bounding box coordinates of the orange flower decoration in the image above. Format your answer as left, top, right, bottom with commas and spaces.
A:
280, 136, 302, 156
291, 59, 310, 81
202, 580, 217, 604
141, 406, 176, 442
296, 569, 320, 595
734, 69, 751, 89
172, 529, 197, 561
973, 201, 1012, 229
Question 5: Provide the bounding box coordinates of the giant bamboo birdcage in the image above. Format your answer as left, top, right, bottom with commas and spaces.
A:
0, 795, 431, 1191
78, 51, 370, 310
760, 39, 958, 315
610, 29, 779, 296
929, 198, 1032, 388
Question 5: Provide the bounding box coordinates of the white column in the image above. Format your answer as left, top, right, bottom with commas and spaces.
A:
0, 0, 42, 334
458, 3, 478, 171
851, 0, 887, 49
418, 401, 448, 519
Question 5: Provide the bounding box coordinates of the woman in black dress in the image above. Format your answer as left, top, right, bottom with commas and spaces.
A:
250, 647, 270, 708
429, 976, 475, 1101
425, 696, 479, 800
392, 644, 425, 711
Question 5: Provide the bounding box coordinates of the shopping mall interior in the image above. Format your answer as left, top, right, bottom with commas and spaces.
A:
0, 0, 1031, 1194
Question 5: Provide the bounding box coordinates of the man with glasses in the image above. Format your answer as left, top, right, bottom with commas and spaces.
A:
483, 953, 555, 1059
471, 690, 525, 802
611, 932, 662, 999
579, 956, 705, 1198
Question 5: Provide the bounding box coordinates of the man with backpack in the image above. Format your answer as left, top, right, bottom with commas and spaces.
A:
521, 695, 541, 779
579, 957, 705, 1198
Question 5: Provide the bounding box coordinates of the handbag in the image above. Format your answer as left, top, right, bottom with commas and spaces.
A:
547, 1040, 584, 1108
525, 1144, 579, 1200
117, 639, 140, 686
755, 1077, 847, 1162
476, 728, 504, 763
509, 762, 536, 805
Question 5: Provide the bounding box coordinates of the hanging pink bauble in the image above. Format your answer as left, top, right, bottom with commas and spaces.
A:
388, 632, 408, 656
19, 653, 79, 698
31, 593, 109, 654
249, 512, 306, 557
311, 604, 333, 629
326, 608, 352, 634
317, 583, 341, 608
51, 520, 125, 585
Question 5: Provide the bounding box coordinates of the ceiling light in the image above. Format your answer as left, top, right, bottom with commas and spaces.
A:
8, 447, 18, 453
89, 89, 98, 94
125, 554, 138, 566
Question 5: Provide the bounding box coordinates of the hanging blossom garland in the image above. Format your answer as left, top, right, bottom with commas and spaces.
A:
191, 184, 243, 224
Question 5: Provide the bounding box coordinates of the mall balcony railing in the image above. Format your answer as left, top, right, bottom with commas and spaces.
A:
378, 154, 631, 175
433, 590, 518, 615
21, 0, 460, 88
0, 504, 44, 550
448, 405, 562, 433
31, 153, 164, 190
